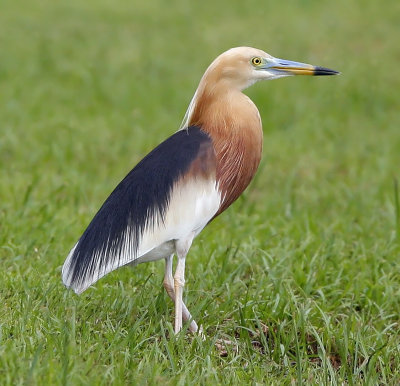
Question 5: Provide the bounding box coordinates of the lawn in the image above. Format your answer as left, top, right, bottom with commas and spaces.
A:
1, 0, 400, 384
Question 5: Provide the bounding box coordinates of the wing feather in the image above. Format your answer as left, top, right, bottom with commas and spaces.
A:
62, 126, 219, 293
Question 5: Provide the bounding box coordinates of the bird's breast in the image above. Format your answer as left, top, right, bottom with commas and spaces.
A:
212, 123, 263, 215
189, 90, 263, 216
200, 121, 262, 215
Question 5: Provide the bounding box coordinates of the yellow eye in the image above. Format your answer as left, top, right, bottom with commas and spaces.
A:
251, 57, 262, 66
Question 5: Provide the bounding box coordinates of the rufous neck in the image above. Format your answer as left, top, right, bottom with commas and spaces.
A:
189, 86, 259, 133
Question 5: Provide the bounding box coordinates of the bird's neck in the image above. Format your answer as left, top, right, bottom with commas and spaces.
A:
189, 85, 259, 130
189, 87, 263, 215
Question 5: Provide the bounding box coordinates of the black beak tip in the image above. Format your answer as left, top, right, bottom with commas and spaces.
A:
314, 66, 340, 76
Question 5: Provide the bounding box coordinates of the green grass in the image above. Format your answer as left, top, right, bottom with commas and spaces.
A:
1, 0, 400, 383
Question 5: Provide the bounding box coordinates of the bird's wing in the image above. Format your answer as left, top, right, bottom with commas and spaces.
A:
62, 126, 220, 294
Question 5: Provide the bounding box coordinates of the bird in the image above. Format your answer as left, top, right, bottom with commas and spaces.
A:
62, 47, 338, 334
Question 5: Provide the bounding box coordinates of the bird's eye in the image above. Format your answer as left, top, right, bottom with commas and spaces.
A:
251, 57, 262, 66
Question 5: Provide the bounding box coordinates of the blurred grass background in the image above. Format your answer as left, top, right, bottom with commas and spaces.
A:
1, 0, 399, 383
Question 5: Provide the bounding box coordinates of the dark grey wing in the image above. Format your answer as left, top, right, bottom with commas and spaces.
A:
62, 127, 217, 293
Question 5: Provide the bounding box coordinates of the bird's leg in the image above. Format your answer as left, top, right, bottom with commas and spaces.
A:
174, 254, 185, 334
163, 255, 176, 300
163, 255, 198, 333
173, 236, 193, 334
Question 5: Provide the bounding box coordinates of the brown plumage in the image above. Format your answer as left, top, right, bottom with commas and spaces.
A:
189, 50, 264, 214
62, 47, 338, 335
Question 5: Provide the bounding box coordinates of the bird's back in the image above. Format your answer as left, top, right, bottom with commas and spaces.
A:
62, 126, 220, 293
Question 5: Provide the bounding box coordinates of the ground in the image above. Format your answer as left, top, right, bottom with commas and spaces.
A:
1, 0, 400, 383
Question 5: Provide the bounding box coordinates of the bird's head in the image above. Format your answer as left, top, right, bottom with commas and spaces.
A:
203, 47, 339, 91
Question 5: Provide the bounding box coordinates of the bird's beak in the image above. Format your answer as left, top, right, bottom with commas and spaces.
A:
266, 57, 339, 76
